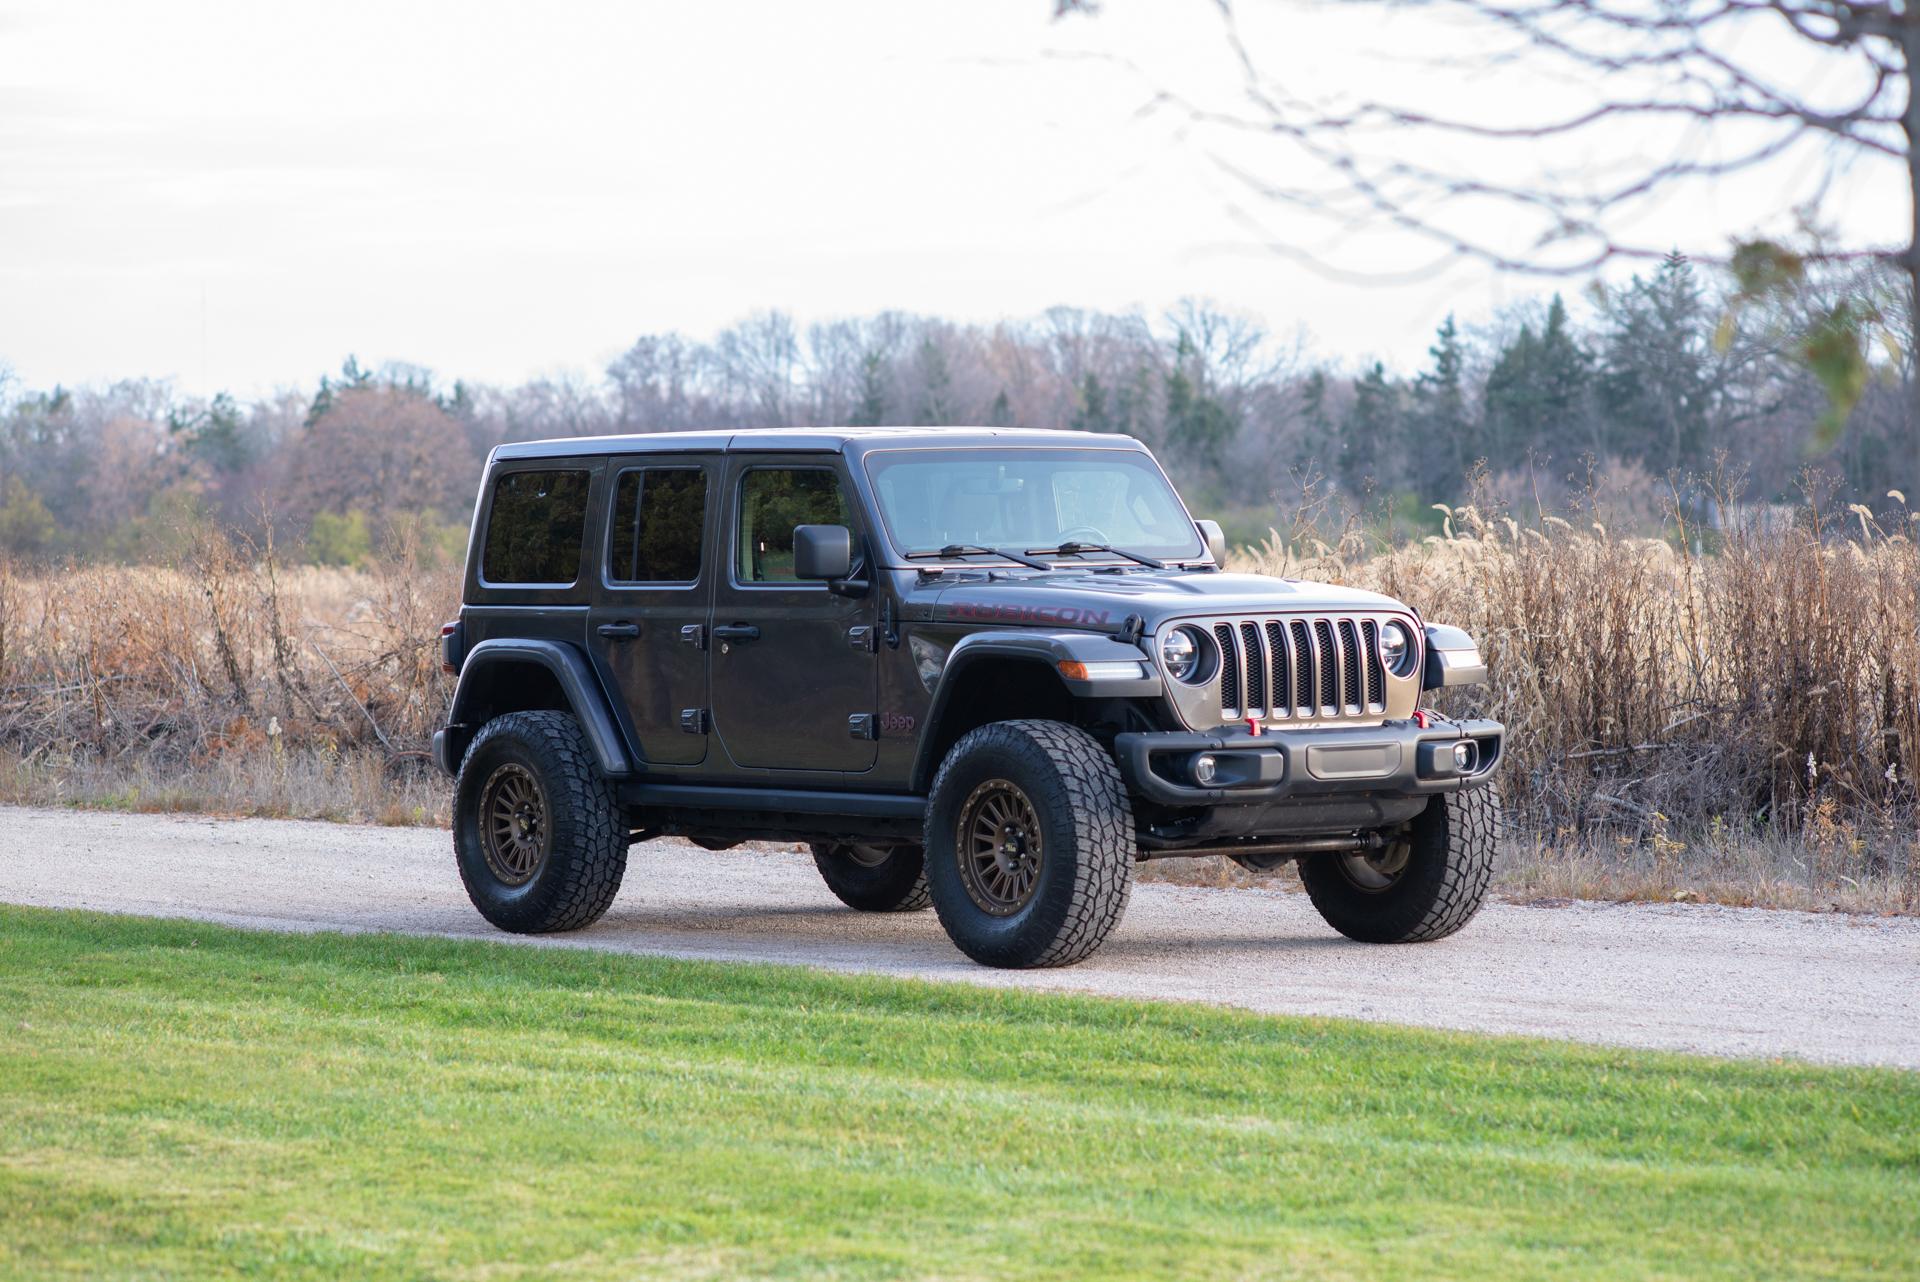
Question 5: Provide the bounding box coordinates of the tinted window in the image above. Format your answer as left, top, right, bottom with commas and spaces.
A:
483, 470, 591, 584
609, 468, 708, 583
737, 468, 852, 583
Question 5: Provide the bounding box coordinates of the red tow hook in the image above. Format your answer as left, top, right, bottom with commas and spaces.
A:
1414, 709, 1432, 729
1246, 717, 1262, 737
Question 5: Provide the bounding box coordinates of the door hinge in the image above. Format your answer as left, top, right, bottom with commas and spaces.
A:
680, 708, 709, 734
847, 625, 876, 653
847, 713, 876, 741
679, 624, 705, 650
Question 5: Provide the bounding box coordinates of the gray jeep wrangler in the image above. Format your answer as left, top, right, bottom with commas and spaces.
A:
433, 427, 1503, 968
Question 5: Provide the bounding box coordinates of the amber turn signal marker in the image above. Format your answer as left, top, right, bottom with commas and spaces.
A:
1056, 660, 1089, 681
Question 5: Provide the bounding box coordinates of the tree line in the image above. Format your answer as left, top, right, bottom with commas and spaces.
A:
0, 252, 1909, 563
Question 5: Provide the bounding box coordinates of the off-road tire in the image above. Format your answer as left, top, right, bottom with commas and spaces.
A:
454, 710, 627, 933
1298, 784, 1497, 943
811, 843, 932, 912
924, 720, 1133, 969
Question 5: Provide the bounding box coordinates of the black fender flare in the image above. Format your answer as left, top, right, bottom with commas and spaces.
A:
437, 638, 637, 779
907, 629, 1163, 792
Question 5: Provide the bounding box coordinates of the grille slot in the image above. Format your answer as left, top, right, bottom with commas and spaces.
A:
1291, 621, 1315, 715
1201, 613, 1394, 722
1265, 621, 1290, 716
1361, 620, 1384, 707
1214, 623, 1240, 712
1337, 620, 1362, 711
1240, 623, 1265, 717
1314, 621, 1339, 713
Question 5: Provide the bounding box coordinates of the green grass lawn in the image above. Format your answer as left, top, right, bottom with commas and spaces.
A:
1, 905, 1914, 1280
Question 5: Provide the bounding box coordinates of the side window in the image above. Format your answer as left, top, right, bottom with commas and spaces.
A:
737, 468, 852, 583
609, 468, 708, 583
483, 470, 591, 585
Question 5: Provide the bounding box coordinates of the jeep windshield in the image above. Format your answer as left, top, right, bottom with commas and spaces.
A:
864, 448, 1205, 565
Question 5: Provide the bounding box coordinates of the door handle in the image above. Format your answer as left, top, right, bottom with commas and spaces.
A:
712, 624, 761, 642
596, 622, 641, 641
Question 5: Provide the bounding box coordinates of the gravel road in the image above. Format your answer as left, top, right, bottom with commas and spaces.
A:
3, 806, 1914, 1069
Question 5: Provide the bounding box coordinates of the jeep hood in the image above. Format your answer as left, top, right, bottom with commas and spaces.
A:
920, 571, 1409, 631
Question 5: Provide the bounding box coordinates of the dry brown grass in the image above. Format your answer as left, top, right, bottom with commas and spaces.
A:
0, 525, 458, 825
1227, 484, 1920, 913
3, 500, 1913, 916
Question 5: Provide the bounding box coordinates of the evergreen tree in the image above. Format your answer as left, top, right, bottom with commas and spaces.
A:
1597, 252, 1713, 475
1482, 295, 1595, 466
1339, 362, 1400, 494
1069, 373, 1109, 433
848, 351, 887, 427
915, 340, 953, 426
1295, 369, 1337, 481
989, 389, 1013, 426
1163, 335, 1236, 478
1408, 315, 1471, 501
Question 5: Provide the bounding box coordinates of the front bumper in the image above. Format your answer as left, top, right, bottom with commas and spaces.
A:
1114, 717, 1503, 808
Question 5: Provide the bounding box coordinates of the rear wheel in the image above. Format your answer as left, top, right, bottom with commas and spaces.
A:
811, 842, 931, 912
924, 720, 1133, 969
1298, 785, 1497, 943
454, 711, 627, 933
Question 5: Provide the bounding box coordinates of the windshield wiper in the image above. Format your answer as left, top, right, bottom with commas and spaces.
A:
905, 544, 1056, 571
1035, 541, 1166, 570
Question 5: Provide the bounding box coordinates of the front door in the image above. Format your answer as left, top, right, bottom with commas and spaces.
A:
710, 458, 877, 772
587, 457, 716, 766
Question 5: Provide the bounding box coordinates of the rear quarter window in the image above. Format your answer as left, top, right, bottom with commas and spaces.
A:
483, 470, 591, 584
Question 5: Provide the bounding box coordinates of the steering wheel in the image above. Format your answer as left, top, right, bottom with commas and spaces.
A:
1058, 526, 1110, 546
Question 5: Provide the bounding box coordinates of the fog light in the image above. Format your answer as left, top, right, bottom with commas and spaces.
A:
1193, 754, 1218, 785
1451, 741, 1476, 772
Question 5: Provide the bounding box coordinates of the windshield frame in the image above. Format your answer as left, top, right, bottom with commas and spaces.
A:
859, 445, 1206, 568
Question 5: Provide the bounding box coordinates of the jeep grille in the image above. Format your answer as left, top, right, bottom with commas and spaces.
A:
1210, 615, 1387, 720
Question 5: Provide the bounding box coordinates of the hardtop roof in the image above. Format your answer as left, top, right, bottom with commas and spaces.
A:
489, 426, 1147, 463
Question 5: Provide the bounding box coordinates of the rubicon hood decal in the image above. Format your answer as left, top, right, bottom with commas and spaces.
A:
943, 599, 1113, 626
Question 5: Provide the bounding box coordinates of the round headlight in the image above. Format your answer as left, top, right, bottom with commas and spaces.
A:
1378, 620, 1417, 677
1161, 627, 1203, 683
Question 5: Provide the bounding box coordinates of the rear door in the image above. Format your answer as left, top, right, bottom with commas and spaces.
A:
709, 455, 878, 773
586, 456, 716, 766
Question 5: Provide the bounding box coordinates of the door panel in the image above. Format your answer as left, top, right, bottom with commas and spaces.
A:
587, 461, 714, 766
711, 461, 877, 772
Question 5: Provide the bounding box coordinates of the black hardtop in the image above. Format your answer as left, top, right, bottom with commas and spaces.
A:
488, 426, 1148, 464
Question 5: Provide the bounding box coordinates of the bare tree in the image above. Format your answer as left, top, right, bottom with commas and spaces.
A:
1060, 0, 1915, 483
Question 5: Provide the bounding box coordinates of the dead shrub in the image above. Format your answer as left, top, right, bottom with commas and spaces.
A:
0, 525, 460, 825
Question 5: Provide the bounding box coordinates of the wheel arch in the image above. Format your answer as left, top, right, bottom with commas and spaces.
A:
909, 630, 1164, 792
910, 647, 1074, 792
439, 639, 635, 779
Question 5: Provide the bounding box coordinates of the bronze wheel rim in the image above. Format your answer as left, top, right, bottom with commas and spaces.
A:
480, 762, 549, 887
956, 779, 1043, 916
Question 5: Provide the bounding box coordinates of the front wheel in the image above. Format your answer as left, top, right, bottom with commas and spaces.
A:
924, 720, 1133, 969
1298, 786, 1497, 943
453, 710, 628, 933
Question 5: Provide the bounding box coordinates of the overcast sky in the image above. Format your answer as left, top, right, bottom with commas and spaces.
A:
0, 0, 1901, 399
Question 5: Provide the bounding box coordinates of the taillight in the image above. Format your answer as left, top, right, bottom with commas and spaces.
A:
440, 620, 464, 675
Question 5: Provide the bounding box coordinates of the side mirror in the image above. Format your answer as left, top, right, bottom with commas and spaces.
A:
793, 524, 853, 581
1195, 519, 1228, 566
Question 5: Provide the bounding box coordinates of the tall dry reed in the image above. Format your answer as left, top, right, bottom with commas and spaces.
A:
1231, 489, 1920, 908
0, 526, 460, 823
